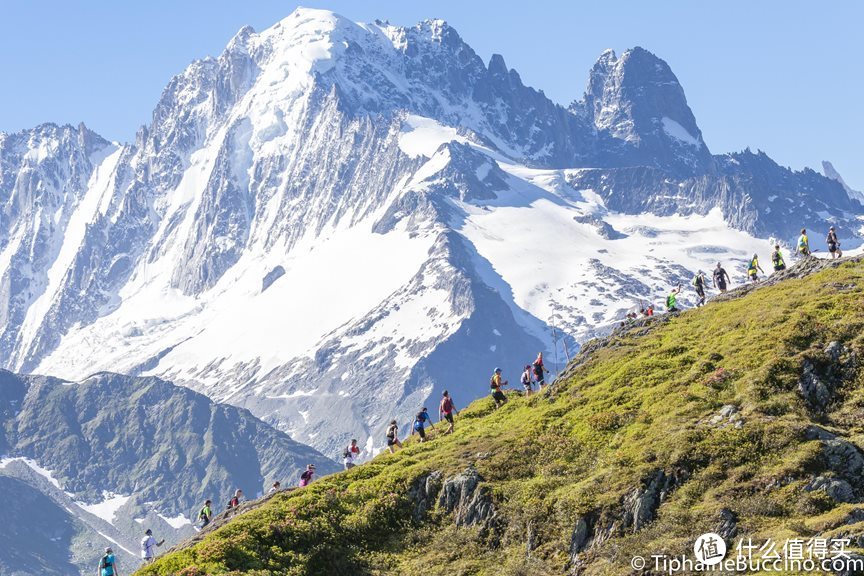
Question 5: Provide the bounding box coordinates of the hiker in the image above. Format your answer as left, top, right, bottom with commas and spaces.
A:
713, 263, 731, 293
98, 547, 119, 576
490, 367, 509, 408
666, 284, 682, 312
197, 499, 212, 529
411, 407, 435, 442
691, 270, 710, 307
521, 364, 534, 396
827, 226, 842, 258
386, 420, 402, 453
227, 489, 242, 510
269, 481, 281, 494
533, 352, 550, 389
439, 390, 459, 435
798, 228, 811, 257
646, 304, 654, 316
771, 244, 786, 271
141, 529, 164, 564
747, 254, 764, 283
343, 439, 360, 469
299, 464, 316, 487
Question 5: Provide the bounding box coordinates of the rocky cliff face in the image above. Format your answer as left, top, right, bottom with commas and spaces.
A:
1, 8, 861, 461
0, 369, 338, 575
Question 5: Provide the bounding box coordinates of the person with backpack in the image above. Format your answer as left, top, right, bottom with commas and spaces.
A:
798, 228, 811, 257
98, 547, 119, 576
299, 464, 316, 487
439, 390, 459, 435
197, 499, 212, 529
521, 364, 534, 396
490, 368, 508, 408
227, 489, 242, 510
747, 254, 764, 282
411, 407, 436, 442
269, 481, 281, 494
827, 227, 842, 258
140, 528, 164, 564
386, 420, 402, 453
666, 284, 682, 312
532, 352, 550, 389
713, 263, 731, 293
343, 439, 361, 469
691, 271, 710, 307
771, 245, 786, 271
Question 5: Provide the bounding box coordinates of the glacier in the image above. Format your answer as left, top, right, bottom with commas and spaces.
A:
1, 7, 861, 460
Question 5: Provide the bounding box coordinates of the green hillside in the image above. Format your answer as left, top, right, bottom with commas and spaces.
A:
137, 257, 864, 576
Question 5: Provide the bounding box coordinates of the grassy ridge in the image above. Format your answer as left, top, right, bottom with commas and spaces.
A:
137, 258, 864, 575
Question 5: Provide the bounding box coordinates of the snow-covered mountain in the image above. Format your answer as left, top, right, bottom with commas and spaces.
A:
0, 369, 337, 575
823, 160, 864, 204
1, 8, 861, 458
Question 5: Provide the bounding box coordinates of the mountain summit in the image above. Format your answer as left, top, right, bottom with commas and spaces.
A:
579, 46, 712, 172
1, 8, 861, 461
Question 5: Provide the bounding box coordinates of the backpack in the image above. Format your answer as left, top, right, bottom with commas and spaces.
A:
666, 294, 675, 308
386, 425, 396, 439
343, 448, 350, 458
691, 275, 699, 287
198, 507, 208, 520
490, 377, 497, 390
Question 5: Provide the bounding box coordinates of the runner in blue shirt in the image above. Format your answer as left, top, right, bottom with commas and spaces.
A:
98, 547, 119, 576
411, 407, 436, 442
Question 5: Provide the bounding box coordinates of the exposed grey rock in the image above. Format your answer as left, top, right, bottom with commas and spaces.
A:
806, 476, 857, 503
622, 469, 678, 532
569, 514, 592, 556
262, 265, 286, 292
799, 342, 857, 412
715, 507, 738, 540
707, 404, 744, 428
822, 438, 864, 494
842, 508, 864, 525
408, 470, 442, 522
806, 427, 864, 500
577, 47, 713, 175
799, 359, 833, 410
823, 160, 864, 204
437, 467, 496, 528
573, 215, 627, 240
805, 425, 838, 442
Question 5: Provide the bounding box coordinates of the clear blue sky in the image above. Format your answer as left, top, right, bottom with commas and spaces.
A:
2, 1, 861, 188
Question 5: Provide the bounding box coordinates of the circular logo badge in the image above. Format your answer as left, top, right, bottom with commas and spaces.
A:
693, 532, 727, 566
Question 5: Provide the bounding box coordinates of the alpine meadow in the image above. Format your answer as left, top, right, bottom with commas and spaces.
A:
1, 5, 863, 576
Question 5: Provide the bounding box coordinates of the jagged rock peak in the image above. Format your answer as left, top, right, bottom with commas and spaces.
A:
578, 45, 712, 173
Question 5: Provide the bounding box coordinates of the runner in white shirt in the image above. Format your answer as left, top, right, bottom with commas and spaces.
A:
343, 438, 361, 469
141, 529, 164, 564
